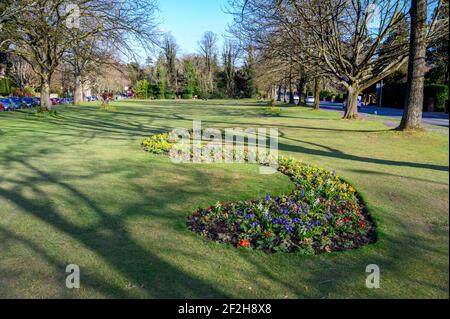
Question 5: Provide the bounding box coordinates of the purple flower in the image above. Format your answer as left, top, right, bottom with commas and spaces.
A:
293, 217, 300, 224
245, 214, 254, 219
303, 209, 309, 214
265, 193, 271, 201
281, 209, 289, 215
300, 189, 305, 197
252, 221, 259, 227
237, 211, 243, 216
332, 171, 336, 177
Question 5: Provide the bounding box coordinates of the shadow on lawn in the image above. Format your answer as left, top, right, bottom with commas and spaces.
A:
278, 134, 449, 172
240, 207, 449, 298
1, 104, 447, 298
0, 145, 229, 298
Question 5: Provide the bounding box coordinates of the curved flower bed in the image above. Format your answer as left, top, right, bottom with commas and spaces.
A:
142, 133, 376, 255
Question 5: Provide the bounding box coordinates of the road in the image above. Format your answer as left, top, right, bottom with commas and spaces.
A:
318, 101, 449, 128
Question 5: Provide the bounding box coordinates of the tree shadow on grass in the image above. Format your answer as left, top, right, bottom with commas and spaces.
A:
240, 208, 449, 298
278, 135, 449, 172
0, 146, 229, 298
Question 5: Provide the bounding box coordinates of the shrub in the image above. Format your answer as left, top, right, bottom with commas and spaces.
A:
320, 90, 336, 101
133, 80, 149, 99
425, 84, 449, 111
141, 134, 174, 154
0, 77, 13, 96
165, 91, 176, 100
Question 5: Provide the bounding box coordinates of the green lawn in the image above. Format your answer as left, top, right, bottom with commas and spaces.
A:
0, 99, 448, 298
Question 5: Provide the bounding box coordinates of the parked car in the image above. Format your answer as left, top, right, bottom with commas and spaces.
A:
0, 102, 4, 112
11, 97, 30, 109
60, 98, 74, 105
50, 98, 61, 105
0, 98, 16, 111
32, 97, 41, 106
8, 97, 23, 109
23, 97, 38, 108
305, 95, 315, 105
85, 95, 99, 102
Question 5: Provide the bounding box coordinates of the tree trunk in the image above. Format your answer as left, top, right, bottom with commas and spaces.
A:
277, 83, 282, 101
314, 77, 321, 110
343, 86, 359, 119
298, 76, 306, 104
398, 0, 427, 131
40, 76, 52, 111
74, 73, 83, 105
288, 75, 295, 105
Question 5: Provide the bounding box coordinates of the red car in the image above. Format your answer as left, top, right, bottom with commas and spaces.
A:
0, 102, 5, 112
50, 98, 61, 105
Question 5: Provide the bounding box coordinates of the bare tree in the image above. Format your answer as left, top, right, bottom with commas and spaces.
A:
399, 0, 448, 130
222, 39, 241, 97
6, 54, 38, 90
228, 0, 410, 118
198, 31, 218, 94
2, 0, 159, 110
162, 34, 179, 93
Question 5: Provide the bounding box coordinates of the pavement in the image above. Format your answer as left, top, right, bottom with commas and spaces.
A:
318, 101, 449, 128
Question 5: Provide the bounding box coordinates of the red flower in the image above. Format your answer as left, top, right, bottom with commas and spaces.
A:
358, 221, 366, 229
344, 217, 351, 223
237, 239, 251, 248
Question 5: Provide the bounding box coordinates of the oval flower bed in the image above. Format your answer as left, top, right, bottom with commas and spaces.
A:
142, 133, 376, 255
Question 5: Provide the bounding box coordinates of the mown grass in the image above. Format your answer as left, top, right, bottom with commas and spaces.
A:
0, 99, 448, 298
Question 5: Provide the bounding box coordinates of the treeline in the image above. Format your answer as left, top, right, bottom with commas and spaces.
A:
130, 33, 258, 100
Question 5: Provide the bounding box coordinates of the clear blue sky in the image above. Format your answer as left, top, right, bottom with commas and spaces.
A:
158, 0, 233, 55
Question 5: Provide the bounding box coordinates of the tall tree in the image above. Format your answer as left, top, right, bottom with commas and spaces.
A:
222, 39, 241, 97
398, 0, 428, 130
2, 0, 159, 110
398, 0, 448, 130
198, 31, 218, 94
228, 0, 410, 118
162, 34, 179, 93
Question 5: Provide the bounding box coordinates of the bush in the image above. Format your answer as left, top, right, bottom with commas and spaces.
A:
133, 80, 149, 99
0, 77, 13, 96
165, 91, 176, 99
425, 84, 449, 111
320, 90, 336, 101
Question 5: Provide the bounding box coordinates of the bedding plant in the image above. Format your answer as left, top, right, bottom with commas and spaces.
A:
142, 133, 376, 255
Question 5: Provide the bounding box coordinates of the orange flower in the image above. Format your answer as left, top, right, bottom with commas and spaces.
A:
263, 231, 272, 238
237, 239, 251, 248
